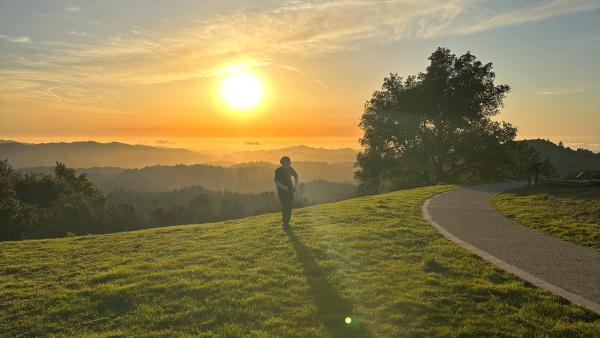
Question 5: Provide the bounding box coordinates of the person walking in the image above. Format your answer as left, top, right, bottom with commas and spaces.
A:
274, 156, 298, 228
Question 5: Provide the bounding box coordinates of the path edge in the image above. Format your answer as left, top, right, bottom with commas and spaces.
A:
421, 191, 600, 316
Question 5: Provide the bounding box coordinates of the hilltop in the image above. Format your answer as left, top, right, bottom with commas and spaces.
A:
0, 141, 212, 168
0, 141, 358, 169
2, 185, 598, 337
223, 145, 358, 164
520, 139, 600, 175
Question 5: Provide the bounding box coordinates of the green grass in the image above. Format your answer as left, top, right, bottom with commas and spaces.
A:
493, 185, 600, 251
1, 185, 599, 337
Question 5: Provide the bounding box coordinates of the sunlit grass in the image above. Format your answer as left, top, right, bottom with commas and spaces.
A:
493, 185, 600, 251
1, 185, 599, 336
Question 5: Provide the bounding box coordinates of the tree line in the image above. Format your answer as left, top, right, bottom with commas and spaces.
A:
18, 161, 355, 193
0, 159, 356, 241
1, 159, 138, 241
105, 180, 355, 228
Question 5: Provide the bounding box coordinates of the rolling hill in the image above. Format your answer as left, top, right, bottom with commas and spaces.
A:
521, 139, 600, 175
1, 185, 598, 337
0, 141, 213, 168
223, 145, 358, 164
0, 141, 359, 169
19, 162, 356, 193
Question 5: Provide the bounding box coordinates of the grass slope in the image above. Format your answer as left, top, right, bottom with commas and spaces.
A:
493, 185, 600, 251
1, 185, 599, 337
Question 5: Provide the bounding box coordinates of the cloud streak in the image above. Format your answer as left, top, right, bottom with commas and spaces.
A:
1, 0, 598, 104
537, 87, 585, 95
65, 6, 80, 13
0, 34, 32, 43
452, 0, 600, 35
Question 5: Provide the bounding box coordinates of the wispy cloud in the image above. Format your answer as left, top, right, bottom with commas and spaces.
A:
277, 65, 328, 88
1, 0, 599, 104
0, 34, 31, 43
65, 6, 80, 13
452, 0, 600, 35
68, 30, 87, 36
537, 87, 585, 95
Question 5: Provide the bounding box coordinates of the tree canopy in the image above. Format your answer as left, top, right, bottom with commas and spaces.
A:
356, 47, 519, 193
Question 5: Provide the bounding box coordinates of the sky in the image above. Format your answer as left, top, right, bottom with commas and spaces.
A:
1, 0, 599, 152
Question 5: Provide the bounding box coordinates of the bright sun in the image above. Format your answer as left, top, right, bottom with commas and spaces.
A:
220, 71, 265, 110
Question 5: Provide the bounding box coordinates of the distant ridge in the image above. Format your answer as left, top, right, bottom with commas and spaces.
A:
520, 139, 600, 174
0, 141, 213, 168
5, 139, 598, 175
223, 144, 358, 163
0, 141, 359, 168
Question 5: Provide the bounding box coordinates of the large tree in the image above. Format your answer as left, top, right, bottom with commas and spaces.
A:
356, 47, 516, 193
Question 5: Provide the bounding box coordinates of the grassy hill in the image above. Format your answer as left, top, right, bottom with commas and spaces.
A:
1, 185, 599, 337
493, 185, 600, 251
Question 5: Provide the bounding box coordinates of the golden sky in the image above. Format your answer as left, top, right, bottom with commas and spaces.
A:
1, 1, 599, 151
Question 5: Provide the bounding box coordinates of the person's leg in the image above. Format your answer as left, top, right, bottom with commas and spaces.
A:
278, 191, 287, 225
286, 191, 294, 225
282, 191, 293, 226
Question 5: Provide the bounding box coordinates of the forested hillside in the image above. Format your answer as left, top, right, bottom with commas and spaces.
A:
521, 139, 600, 175
20, 162, 355, 193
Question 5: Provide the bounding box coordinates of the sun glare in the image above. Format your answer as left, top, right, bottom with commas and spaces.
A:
220, 70, 265, 110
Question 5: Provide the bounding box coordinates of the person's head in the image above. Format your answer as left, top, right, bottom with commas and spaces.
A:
280, 156, 291, 168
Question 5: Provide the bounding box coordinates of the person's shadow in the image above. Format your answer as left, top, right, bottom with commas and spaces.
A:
285, 227, 372, 338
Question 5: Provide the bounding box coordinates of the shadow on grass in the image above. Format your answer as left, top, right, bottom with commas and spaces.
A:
285, 227, 372, 338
